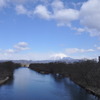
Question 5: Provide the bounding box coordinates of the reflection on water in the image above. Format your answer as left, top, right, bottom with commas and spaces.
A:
0, 67, 99, 100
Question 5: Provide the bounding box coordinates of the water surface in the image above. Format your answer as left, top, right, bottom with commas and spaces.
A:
0, 67, 98, 100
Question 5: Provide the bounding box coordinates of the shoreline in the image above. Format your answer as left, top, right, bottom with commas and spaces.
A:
0, 77, 9, 85
77, 83, 100, 98
0, 61, 21, 85
29, 62, 100, 98
70, 79, 100, 98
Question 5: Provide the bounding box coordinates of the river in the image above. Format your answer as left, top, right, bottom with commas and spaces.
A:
0, 67, 98, 100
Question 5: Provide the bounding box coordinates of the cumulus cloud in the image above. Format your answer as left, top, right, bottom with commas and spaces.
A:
5, 49, 15, 54
1, 42, 30, 56
80, 0, 100, 36
35, 0, 100, 37
53, 9, 79, 26
15, 5, 29, 15
0, 0, 100, 37
95, 45, 100, 50
96, 47, 100, 50
51, 0, 100, 36
51, 0, 79, 26
51, 0, 64, 11
0, 0, 8, 8
34, 0, 79, 25
0, 43, 96, 60
65, 48, 94, 54
34, 5, 51, 20
15, 0, 79, 26
14, 42, 30, 51
71, 27, 85, 34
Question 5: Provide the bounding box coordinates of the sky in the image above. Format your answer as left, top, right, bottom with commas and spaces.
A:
0, 0, 100, 60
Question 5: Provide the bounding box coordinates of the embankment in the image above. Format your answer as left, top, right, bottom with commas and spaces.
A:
0, 61, 21, 85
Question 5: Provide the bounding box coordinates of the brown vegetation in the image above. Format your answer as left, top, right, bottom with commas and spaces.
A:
0, 61, 21, 84
29, 60, 100, 96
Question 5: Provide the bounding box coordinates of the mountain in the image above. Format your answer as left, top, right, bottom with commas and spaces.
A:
0, 57, 80, 64
60, 57, 80, 63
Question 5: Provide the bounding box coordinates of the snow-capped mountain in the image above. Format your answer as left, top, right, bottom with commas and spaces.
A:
0, 57, 80, 64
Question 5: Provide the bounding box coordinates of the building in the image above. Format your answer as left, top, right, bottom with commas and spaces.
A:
99, 56, 100, 63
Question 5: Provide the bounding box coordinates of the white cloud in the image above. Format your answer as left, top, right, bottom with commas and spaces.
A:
72, 27, 85, 33
51, 0, 64, 11
0, 44, 96, 60
34, 0, 79, 26
33, 0, 100, 37
94, 45, 100, 50
15, 5, 31, 15
53, 8, 79, 26
0, 0, 100, 37
0, 0, 8, 8
0, 52, 68, 60
15, 0, 79, 26
14, 42, 30, 51
5, 49, 15, 53
51, 0, 79, 26
96, 47, 100, 50
0, 53, 35, 60
65, 48, 94, 54
0, 42, 30, 55
80, 0, 100, 36
34, 5, 51, 20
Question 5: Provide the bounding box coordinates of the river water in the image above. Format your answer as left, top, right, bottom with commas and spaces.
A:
0, 67, 98, 100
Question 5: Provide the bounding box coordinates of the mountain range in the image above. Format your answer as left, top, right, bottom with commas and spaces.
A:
0, 57, 80, 64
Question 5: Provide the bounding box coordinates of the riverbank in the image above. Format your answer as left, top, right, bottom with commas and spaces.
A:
0, 77, 9, 85
29, 60, 100, 98
0, 61, 21, 85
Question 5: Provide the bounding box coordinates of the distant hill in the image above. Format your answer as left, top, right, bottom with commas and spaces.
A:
0, 57, 80, 64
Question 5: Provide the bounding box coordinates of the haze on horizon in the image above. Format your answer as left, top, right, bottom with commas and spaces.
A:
0, 0, 100, 60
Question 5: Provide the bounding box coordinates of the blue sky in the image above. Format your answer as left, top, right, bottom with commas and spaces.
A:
0, 0, 100, 60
